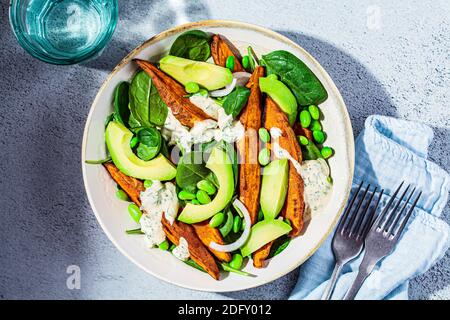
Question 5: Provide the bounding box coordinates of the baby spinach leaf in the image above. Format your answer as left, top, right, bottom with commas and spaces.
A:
149, 83, 168, 126
128, 112, 142, 129
105, 113, 114, 128
113, 81, 130, 126
176, 151, 211, 190
220, 263, 255, 277
301, 140, 323, 160
169, 30, 211, 61
268, 235, 291, 258
129, 70, 152, 128
159, 136, 170, 159
184, 259, 207, 273
261, 50, 328, 106
222, 86, 251, 118
135, 127, 161, 161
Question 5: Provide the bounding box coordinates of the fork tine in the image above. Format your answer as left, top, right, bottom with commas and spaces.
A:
372, 182, 404, 231
386, 187, 416, 235
392, 191, 421, 240
362, 189, 384, 237
337, 181, 363, 234
346, 184, 370, 235
353, 187, 378, 239
381, 184, 410, 232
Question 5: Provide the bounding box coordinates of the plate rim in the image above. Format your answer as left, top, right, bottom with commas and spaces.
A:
81, 19, 355, 292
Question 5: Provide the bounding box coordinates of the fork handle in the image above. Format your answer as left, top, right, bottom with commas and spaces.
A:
321, 263, 344, 300
343, 257, 376, 300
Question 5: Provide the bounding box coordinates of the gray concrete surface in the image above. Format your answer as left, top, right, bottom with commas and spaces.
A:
0, 0, 449, 299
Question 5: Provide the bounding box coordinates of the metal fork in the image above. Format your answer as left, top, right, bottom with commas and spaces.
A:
343, 182, 422, 300
321, 182, 383, 300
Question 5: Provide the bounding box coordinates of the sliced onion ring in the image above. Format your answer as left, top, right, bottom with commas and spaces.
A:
209, 199, 252, 252
209, 71, 252, 97
233, 71, 252, 87
209, 78, 237, 97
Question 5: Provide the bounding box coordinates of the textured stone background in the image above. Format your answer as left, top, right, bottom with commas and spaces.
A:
0, 0, 449, 299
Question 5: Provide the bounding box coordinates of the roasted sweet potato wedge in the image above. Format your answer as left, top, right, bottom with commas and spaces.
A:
253, 241, 273, 268
103, 162, 144, 206
134, 59, 212, 128
237, 66, 265, 225
265, 97, 305, 237
211, 34, 244, 72
193, 221, 232, 262
293, 122, 313, 140
162, 217, 220, 280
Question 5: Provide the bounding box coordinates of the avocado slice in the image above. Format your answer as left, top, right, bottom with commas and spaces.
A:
260, 159, 289, 220
160, 55, 233, 90
105, 121, 176, 180
259, 76, 298, 125
241, 219, 292, 257
178, 147, 234, 223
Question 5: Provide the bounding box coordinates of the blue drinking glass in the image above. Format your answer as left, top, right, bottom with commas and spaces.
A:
9, 0, 119, 65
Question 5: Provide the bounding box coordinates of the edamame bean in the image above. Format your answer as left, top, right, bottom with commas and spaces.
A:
321, 146, 334, 159
229, 253, 243, 270
178, 190, 196, 200
233, 215, 242, 233
185, 82, 200, 94
300, 110, 312, 128
198, 88, 208, 97
298, 135, 309, 146
258, 128, 270, 143
258, 148, 271, 166
226, 56, 235, 71
196, 190, 211, 204
197, 179, 216, 195
242, 55, 250, 69
116, 189, 129, 201
191, 199, 200, 205
144, 180, 153, 188
128, 203, 142, 223
313, 130, 326, 144
209, 212, 225, 228
130, 136, 139, 148
158, 240, 169, 251
308, 105, 320, 120
310, 119, 322, 131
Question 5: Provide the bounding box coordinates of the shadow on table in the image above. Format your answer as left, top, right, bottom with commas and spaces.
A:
83, 0, 211, 72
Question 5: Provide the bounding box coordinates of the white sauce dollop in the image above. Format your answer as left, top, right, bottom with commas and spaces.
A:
301, 159, 332, 214
139, 181, 179, 247
161, 96, 244, 151
270, 127, 332, 215
172, 237, 190, 261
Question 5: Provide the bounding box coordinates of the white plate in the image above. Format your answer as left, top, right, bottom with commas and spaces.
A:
82, 20, 354, 292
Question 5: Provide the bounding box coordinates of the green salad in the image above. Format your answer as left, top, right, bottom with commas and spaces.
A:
87, 30, 334, 280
